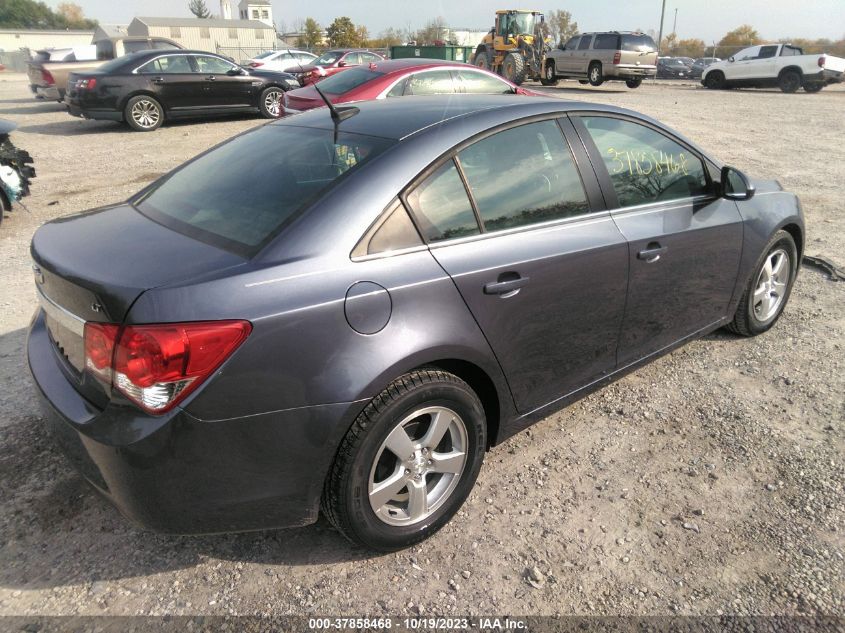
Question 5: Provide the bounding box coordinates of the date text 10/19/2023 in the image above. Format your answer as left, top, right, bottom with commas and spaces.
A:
308, 617, 528, 630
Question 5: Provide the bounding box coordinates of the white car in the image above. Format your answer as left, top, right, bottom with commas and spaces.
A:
245, 49, 318, 73
702, 43, 845, 93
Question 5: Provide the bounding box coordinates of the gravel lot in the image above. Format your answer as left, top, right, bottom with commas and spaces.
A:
0, 73, 842, 618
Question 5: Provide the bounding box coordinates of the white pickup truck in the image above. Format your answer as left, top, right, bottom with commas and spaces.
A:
701, 43, 845, 93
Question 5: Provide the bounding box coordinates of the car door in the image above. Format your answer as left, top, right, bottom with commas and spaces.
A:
749, 45, 779, 79
136, 54, 204, 112
573, 34, 594, 75
553, 36, 579, 75
403, 117, 628, 413
192, 54, 253, 108
726, 45, 761, 80
573, 114, 743, 366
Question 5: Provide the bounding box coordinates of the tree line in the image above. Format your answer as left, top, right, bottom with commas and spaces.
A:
0, 0, 96, 30
659, 24, 845, 59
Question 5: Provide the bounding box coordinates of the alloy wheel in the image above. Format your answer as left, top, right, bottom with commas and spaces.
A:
264, 89, 282, 117
368, 406, 468, 526
753, 248, 790, 322
131, 99, 160, 129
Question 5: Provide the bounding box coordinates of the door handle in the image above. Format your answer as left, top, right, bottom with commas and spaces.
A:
205, 75, 216, 81
152, 77, 165, 84
637, 242, 668, 263
484, 274, 530, 297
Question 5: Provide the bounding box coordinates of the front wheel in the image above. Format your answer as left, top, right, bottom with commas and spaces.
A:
474, 49, 492, 71
124, 95, 164, 132
540, 61, 558, 86
322, 369, 487, 551
502, 52, 526, 85
704, 71, 725, 89
726, 230, 798, 337
625, 78, 643, 89
259, 86, 284, 118
778, 70, 801, 93
803, 82, 823, 93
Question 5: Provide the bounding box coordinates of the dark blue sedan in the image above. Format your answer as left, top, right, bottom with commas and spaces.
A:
28, 95, 803, 550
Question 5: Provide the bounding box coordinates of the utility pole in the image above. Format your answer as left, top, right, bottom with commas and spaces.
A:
657, 0, 667, 54
672, 8, 678, 36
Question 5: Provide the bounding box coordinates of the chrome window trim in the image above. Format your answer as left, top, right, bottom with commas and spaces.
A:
351, 244, 429, 262
132, 52, 235, 75
36, 285, 85, 337
608, 194, 718, 218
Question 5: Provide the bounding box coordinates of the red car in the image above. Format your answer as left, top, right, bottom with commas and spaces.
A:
282, 59, 536, 116
296, 49, 385, 86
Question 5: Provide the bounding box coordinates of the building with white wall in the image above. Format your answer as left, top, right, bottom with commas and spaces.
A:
237, 0, 273, 27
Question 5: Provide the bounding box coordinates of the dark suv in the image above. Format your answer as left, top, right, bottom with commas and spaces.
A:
544, 31, 658, 88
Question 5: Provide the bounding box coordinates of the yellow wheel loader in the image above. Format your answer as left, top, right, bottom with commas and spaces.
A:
472, 10, 554, 86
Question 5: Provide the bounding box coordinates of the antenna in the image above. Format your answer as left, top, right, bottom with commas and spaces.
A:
312, 82, 359, 122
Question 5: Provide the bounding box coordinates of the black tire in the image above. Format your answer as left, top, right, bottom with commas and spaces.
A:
322, 369, 487, 551
578, 79, 589, 85
726, 230, 798, 337
704, 71, 725, 89
540, 60, 558, 86
778, 70, 801, 93
124, 95, 164, 132
803, 82, 823, 93
588, 62, 604, 86
259, 86, 284, 118
502, 52, 526, 85
473, 48, 492, 71
625, 78, 643, 89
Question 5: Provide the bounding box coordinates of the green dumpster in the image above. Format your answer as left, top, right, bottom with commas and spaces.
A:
390, 45, 476, 63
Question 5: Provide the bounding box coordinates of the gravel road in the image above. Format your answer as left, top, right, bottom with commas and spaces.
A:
0, 74, 842, 618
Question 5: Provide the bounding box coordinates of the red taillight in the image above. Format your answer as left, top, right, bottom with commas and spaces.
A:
249, 62, 263, 67
41, 69, 55, 85
83, 320, 252, 414
77, 77, 97, 90
613, 51, 621, 65
818, 56, 825, 68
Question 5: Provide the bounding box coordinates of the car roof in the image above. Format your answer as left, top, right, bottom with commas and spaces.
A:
365, 58, 465, 73
274, 94, 636, 141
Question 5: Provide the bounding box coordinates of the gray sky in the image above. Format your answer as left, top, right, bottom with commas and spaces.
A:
43, 0, 845, 42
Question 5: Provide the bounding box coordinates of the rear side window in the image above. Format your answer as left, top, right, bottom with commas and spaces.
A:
456, 70, 511, 94
405, 161, 479, 242
594, 34, 620, 50
781, 45, 802, 56
139, 56, 193, 74
578, 36, 593, 50
458, 120, 589, 231
317, 67, 385, 94
581, 116, 709, 207
195, 55, 235, 74
352, 200, 423, 257
621, 34, 657, 52
405, 70, 456, 95
136, 126, 394, 255
758, 45, 778, 59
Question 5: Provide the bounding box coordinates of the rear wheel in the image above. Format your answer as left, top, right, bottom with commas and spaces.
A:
803, 82, 823, 93
726, 230, 797, 337
124, 95, 163, 132
502, 52, 526, 85
625, 78, 643, 89
540, 61, 558, 86
578, 79, 589, 85
588, 62, 604, 86
704, 71, 725, 89
259, 86, 284, 118
322, 369, 487, 551
474, 49, 492, 71
778, 70, 801, 93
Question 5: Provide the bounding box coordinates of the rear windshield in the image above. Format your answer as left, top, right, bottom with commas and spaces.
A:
136, 125, 394, 256
621, 34, 657, 52
317, 67, 385, 94
97, 54, 142, 73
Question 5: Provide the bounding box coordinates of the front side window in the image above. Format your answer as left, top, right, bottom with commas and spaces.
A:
194, 55, 236, 74
737, 46, 760, 60
139, 55, 193, 74
578, 35, 593, 50
456, 70, 511, 94
405, 161, 479, 242
458, 120, 589, 231
581, 116, 709, 207
136, 126, 394, 255
405, 70, 456, 95
562, 36, 579, 50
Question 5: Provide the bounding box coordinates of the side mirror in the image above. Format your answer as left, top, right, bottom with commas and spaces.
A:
337, 60, 347, 67
721, 165, 755, 201
728, 56, 735, 63
227, 67, 244, 76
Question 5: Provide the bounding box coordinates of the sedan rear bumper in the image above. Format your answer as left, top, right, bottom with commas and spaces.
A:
66, 104, 123, 122
28, 309, 359, 534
